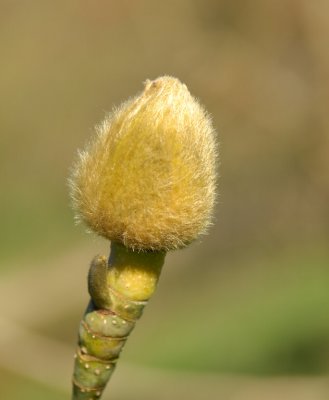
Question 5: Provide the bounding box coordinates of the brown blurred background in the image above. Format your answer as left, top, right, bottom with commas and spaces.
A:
1, 1, 329, 399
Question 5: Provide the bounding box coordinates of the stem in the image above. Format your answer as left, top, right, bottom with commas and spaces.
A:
72, 242, 166, 399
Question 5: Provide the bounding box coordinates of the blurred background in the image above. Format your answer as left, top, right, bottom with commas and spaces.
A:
1, 0, 329, 399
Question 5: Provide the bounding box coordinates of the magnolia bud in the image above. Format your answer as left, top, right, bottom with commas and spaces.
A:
69, 76, 217, 251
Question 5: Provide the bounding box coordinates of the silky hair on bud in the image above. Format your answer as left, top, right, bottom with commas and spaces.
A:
69, 76, 217, 251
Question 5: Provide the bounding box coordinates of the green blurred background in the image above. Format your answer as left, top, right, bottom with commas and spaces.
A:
1, 1, 329, 399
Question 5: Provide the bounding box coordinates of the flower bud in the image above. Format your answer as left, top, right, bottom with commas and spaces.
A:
70, 76, 217, 251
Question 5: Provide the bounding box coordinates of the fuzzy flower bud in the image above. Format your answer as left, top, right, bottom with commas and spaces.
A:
69, 76, 217, 251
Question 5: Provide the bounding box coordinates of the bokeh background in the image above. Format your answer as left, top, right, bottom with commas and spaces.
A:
1, 1, 329, 399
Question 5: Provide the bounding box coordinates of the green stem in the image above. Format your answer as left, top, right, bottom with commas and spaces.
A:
72, 242, 166, 399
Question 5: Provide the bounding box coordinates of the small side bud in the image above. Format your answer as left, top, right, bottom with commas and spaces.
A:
69, 76, 217, 251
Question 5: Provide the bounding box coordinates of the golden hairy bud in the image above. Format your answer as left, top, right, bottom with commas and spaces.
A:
69, 76, 217, 251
